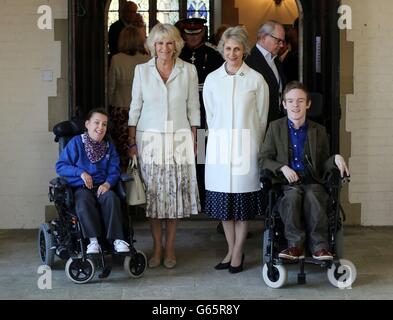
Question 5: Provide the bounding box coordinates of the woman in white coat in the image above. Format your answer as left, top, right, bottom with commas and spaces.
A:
128, 23, 200, 269
203, 26, 269, 273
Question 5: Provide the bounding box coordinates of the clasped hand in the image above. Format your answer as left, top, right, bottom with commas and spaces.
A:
80, 172, 110, 197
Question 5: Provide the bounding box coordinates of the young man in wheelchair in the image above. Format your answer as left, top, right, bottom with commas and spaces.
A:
55, 108, 130, 255
260, 81, 349, 261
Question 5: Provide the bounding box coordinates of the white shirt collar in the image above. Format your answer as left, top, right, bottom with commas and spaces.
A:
256, 43, 277, 61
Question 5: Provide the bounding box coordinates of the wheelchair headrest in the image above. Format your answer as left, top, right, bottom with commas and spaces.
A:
53, 119, 85, 142
307, 92, 323, 123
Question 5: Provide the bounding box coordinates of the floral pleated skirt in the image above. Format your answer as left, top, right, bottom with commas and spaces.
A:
136, 130, 200, 219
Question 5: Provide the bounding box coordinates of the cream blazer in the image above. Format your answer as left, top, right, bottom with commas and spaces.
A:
128, 57, 200, 132
108, 52, 149, 109
203, 62, 269, 193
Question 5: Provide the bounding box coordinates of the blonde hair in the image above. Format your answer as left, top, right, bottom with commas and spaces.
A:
146, 23, 184, 58
217, 26, 250, 58
118, 25, 145, 55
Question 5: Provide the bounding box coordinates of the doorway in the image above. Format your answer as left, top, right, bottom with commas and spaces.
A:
68, 0, 341, 151
297, 0, 341, 153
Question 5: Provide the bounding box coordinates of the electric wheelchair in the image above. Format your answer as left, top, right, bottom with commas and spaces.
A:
38, 119, 147, 284
260, 93, 357, 289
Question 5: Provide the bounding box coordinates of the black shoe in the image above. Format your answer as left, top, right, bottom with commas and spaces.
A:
214, 261, 230, 270
229, 254, 245, 274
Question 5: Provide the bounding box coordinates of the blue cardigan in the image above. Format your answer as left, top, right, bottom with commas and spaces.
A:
56, 135, 120, 187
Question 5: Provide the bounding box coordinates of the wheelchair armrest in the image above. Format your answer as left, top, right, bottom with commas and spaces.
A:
48, 177, 74, 207
49, 177, 69, 188
260, 168, 275, 182
260, 168, 287, 188
114, 180, 126, 201
120, 173, 133, 183
260, 169, 274, 190
323, 167, 350, 188
116, 173, 135, 201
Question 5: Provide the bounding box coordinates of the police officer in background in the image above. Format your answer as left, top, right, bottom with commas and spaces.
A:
177, 18, 224, 212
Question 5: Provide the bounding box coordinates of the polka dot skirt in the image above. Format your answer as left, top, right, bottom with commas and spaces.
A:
205, 190, 265, 221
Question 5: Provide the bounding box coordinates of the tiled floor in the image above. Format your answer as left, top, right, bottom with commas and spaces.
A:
0, 221, 392, 300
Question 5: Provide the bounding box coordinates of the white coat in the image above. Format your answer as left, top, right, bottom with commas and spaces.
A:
128, 57, 200, 132
203, 62, 269, 193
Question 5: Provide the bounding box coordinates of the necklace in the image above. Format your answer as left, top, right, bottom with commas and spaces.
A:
224, 63, 237, 76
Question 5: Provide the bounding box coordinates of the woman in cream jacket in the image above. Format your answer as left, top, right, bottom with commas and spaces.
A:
128, 23, 200, 269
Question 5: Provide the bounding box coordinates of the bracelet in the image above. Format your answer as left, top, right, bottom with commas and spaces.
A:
128, 143, 137, 149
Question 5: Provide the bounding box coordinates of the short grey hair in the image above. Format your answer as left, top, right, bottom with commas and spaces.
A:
217, 26, 250, 58
146, 23, 184, 58
257, 20, 284, 40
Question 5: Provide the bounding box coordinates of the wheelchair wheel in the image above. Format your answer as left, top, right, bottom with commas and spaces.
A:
65, 257, 95, 284
327, 259, 357, 289
124, 250, 147, 278
262, 263, 287, 288
38, 223, 55, 267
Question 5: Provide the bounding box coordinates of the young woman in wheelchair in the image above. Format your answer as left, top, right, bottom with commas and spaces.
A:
260, 81, 349, 261
55, 108, 130, 255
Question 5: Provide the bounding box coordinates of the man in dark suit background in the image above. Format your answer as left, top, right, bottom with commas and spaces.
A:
245, 20, 287, 125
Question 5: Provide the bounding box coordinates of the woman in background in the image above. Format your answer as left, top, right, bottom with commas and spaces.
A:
108, 25, 149, 170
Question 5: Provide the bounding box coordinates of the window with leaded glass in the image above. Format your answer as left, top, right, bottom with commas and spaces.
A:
108, 0, 213, 35
187, 0, 210, 33
133, 0, 150, 31
108, 0, 120, 29
157, 0, 180, 25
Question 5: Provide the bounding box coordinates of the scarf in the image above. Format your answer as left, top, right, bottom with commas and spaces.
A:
81, 133, 108, 163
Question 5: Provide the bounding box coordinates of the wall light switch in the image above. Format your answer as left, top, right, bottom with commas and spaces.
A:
41, 70, 53, 81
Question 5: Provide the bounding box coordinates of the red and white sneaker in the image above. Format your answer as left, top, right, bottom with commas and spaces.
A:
278, 247, 305, 260
312, 249, 333, 261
